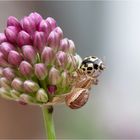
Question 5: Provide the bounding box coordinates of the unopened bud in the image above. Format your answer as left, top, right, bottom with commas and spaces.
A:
47, 85, 57, 95
54, 27, 63, 39
8, 50, 23, 66
17, 30, 31, 47
19, 61, 33, 77
23, 80, 39, 93
46, 17, 57, 30
3, 67, 15, 80
10, 89, 20, 99
41, 47, 54, 64
0, 33, 7, 44
11, 78, 24, 92
60, 71, 67, 87
0, 77, 11, 89
36, 88, 48, 103
35, 63, 47, 80
0, 52, 9, 67
59, 38, 69, 52
19, 94, 34, 104
0, 87, 11, 100
68, 40, 76, 54
49, 67, 60, 85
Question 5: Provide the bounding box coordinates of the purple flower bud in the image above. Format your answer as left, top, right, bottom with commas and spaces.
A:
5, 26, 19, 43
0, 67, 3, 76
47, 30, 60, 50
0, 42, 15, 58
17, 31, 32, 47
20, 16, 36, 35
38, 20, 51, 35
0, 77, 11, 89
0, 52, 9, 67
47, 85, 57, 95
33, 31, 46, 53
8, 50, 23, 66
22, 45, 37, 64
68, 39, 76, 54
74, 54, 82, 68
19, 61, 33, 77
11, 78, 24, 92
35, 63, 47, 80
49, 67, 60, 85
46, 17, 57, 30
10, 89, 20, 99
59, 38, 69, 52
29, 12, 43, 27
54, 27, 63, 40
41, 47, 54, 64
3, 67, 15, 81
7, 16, 21, 29
60, 71, 67, 86
36, 88, 48, 103
23, 80, 39, 93
56, 51, 68, 68
0, 33, 7, 44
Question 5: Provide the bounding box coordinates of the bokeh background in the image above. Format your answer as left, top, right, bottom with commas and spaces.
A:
0, 1, 140, 139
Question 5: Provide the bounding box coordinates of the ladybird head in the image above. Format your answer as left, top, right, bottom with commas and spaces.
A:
80, 56, 105, 77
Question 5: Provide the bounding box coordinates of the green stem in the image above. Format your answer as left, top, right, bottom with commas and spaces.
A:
42, 106, 56, 140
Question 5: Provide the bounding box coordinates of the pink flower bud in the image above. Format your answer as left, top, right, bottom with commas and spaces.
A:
22, 45, 37, 64
56, 51, 68, 68
0, 42, 15, 58
33, 31, 46, 53
59, 38, 69, 52
7, 16, 21, 29
3, 67, 15, 81
35, 63, 47, 80
0, 67, 3, 76
60, 71, 67, 86
68, 39, 76, 54
0, 33, 7, 44
29, 12, 43, 27
47, 30, 60, 50
38, 20, 51, 35
0, 52, 9, 67
47, 85, 57, 95
17, 30, 32, 47
19, 94, 33, 104
5, 26, 19, 43
36, 88, 48, 103
20, 16, 36, 35
19, 61, 33, 77
11, 78, 24, 92
8, 50, 23, 66
23, 80, 39, 93
49, 67, 60, 85
46, 17, 57, 30
41, 47, 54, 64
0, 77, 11, 89
54, 27, 63, 39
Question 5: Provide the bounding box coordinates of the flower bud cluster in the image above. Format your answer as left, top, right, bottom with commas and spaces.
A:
0, 12, 81, 106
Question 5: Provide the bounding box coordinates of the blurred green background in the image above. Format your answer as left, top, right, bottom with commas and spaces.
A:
0, 1, 140, 139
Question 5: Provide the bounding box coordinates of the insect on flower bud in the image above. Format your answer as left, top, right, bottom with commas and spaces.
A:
0, 77, 11, 90
35, 63, 47, 80
41, 47, 54, 64
11, 78, 24, 92
19, 61, 33, 77
0, 33, 7, 44
22, 45, 37, 64
8, 50, 23, 66
17, 30, 31, 47
7, 16, 21, 29
23, 80, 39, 93
36, 88, 48, 103
46, 17, 57, 30
0, 42, 15, 58
5, 26, 19, 43
3, 67, 15, 81
33, 31, 47, 53
48, 67, 60, 85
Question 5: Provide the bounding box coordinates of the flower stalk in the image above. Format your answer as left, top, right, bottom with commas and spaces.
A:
42, 106, 56, 140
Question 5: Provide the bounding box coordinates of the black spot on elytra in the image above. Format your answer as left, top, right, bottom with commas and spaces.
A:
87, 67, 93, 70
87, 71, 91, 74
82, 68, 86, 71
94, 64, 98, 70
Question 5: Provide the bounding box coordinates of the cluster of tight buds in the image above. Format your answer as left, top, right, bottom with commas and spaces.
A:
0, 12, 82, 106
